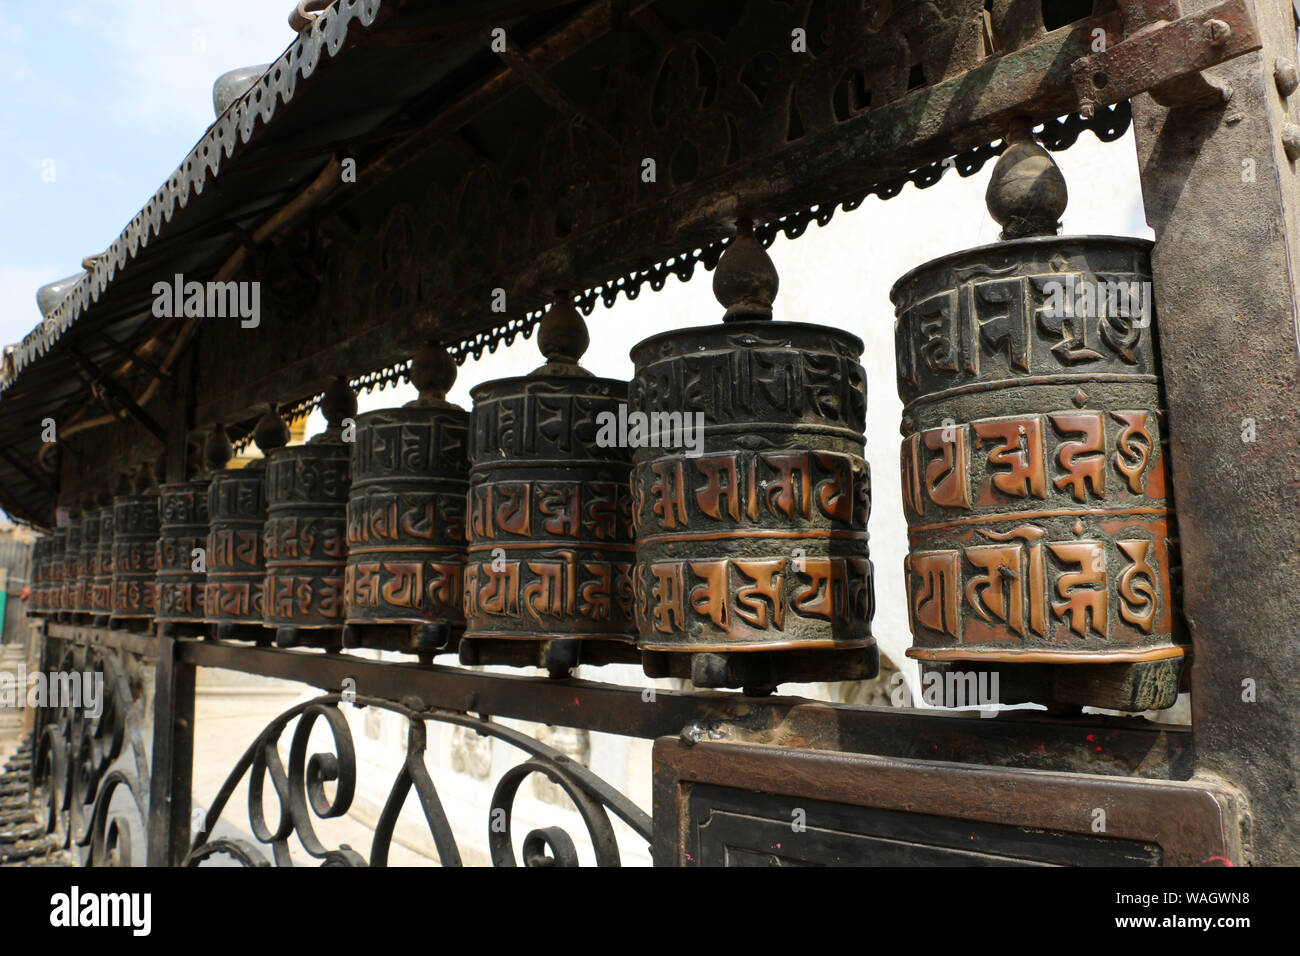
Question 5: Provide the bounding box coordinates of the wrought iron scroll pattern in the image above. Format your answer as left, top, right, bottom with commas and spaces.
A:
183, 693, 652, 867
27, 643, 150, 866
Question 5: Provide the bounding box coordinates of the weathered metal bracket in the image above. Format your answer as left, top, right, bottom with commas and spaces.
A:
1073, 0, 1263, 114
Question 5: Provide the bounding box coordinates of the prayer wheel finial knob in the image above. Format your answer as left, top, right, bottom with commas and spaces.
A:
204, 423, 233, 473
321, 376, 357, 434
410, 342, 457, 404
535, 293, 590, 375
986, 119, 1068, 240
714, 218, 778, 322
253, 404, 290, 455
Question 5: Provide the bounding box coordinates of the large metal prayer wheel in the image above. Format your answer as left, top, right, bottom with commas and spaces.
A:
892, 128, 1184, 712
263, 379, 355, 648
155, 481, 210, 627
344, 345, 469, 657
206, 414, 282, 639
462, 298, 637, 674
633, 221, 876, 691
111, 488, 159, 625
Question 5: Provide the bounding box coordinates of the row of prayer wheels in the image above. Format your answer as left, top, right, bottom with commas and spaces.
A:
30, 129, 1186, 708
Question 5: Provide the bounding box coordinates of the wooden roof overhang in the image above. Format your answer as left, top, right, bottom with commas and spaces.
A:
0, 0, 1262, 525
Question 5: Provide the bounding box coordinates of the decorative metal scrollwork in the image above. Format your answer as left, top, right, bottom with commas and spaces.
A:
184, 693, 652, 867
18, 643, 150, 866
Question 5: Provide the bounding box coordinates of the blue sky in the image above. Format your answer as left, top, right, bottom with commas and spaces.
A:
0, 1, 294, 349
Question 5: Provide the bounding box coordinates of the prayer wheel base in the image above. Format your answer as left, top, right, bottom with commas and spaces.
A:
341, 622, 462, 658
641, 645, 880, 693
108, 617, 154, 633
213, 622, 274, 645
159, 622, 211, 639
274, 626, 343, 651
916, 658, 1184, 713
458, 637, 640, 677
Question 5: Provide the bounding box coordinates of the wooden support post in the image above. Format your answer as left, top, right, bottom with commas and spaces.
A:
1130, 0, 1300, 864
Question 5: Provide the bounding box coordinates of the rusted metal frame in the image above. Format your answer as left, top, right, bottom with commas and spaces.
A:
172, 638, 1191, 780
496, 38, 619, 147
651, 740, 1246, 866
146, 362, 198, 866
47, 622, 157, 661
194, 6, 1257, 429
1129, 0, 1300, 866
144, 629, 195, 866
324, 0, 654, 215
93, 330, 169, 387
0, 445, 54, 492
64, 345, 168, 444
1072, 0, 1260, 112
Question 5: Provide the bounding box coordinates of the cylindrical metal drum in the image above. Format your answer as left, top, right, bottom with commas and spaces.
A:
155, 482, 210, 626
263, 380, 354, 647
462, 301, 637, 674
30, 537, 48, 616
66, 519, 85, 617
345, 346, 469, 656
79, 510, 102, 617
891, 132, 1184, 711
111, 493, 159, 624
51, 528, 68, 616
202, 416, 269, 638
205, 466, 268, 633
631, 224, 876, 691
92, 505, 114, 618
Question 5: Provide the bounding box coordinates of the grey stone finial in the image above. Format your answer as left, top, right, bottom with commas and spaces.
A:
986, 118, 1068, 240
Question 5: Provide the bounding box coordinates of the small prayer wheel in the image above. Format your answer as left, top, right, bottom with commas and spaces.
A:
156, 433, 228, 630
205, 409, 287, 639
92, 496, 115, 621
263, 378, 355, 648
111, 467, 160, 627
65, 517, 85, 618
30, 537, 49, 616
462, 296, 637, 675
51, 528, 68, 617
344, 344, 469, 657
631, 221, 877, 691
892, 123, 1184, 711
78, 505, 103, 619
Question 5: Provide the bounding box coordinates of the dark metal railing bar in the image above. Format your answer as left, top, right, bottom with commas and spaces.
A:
172, 638, 1190, 781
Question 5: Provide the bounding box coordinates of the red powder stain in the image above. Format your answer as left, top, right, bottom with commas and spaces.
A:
1085, 734, 1097, 742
